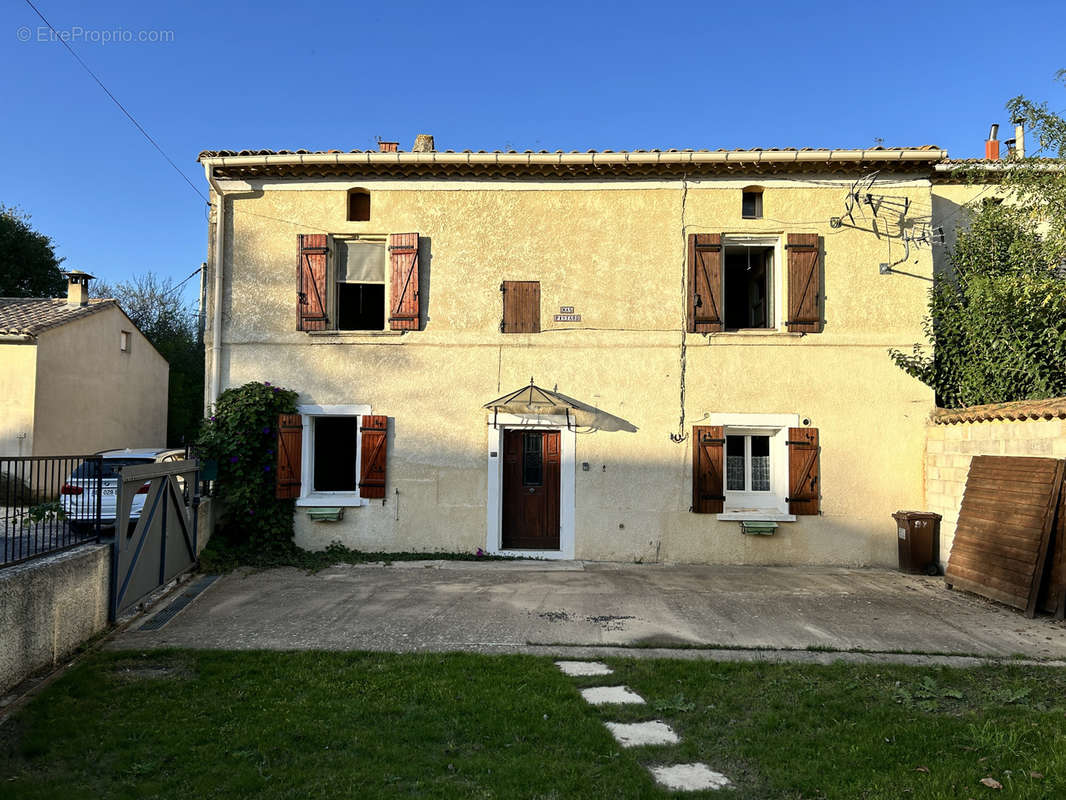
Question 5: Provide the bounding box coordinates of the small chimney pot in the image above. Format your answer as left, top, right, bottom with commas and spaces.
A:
64, 270, 94, 307
985, 123, 1000, 160
378, 141, 399, 153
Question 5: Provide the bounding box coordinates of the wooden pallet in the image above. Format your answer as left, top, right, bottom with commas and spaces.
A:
945, 456, 1065, 618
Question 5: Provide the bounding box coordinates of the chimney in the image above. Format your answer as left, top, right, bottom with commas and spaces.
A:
1013, 118, 1026, 159
378, 141, 398, 153
64, 270, 94, 307
984, 124, 1000, 160
412, 134, 435, 153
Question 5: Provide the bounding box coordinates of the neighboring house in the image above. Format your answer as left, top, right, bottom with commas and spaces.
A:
0, 272, 168, 456
199, 139, 981, 566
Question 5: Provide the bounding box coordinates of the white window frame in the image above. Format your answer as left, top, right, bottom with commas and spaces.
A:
720, 235, 784, 331
329, 234, 388, 332
295, 403, 371, 507
710, 412, 798, 522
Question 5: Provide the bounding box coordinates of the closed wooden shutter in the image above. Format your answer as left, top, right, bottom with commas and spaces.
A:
687, 234, 723, 333
276, 413, 303, 499
297, 234, 329, 331
501, 281, 540, 333
388, 233, 420, 330
786, 427, 820, 515
786, 234, 822, 333
692, 425, 725, 513
358, 415, 388, 498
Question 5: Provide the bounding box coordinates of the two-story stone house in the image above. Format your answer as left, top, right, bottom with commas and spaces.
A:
199, 139, 969, 565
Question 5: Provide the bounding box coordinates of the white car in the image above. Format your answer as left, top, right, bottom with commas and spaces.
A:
61, 448, 187, 534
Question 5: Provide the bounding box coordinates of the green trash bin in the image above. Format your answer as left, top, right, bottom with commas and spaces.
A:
892, 511, 942, 575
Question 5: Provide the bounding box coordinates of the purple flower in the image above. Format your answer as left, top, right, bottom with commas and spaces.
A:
476, 548, 484, 557
264, 465, 271, 472
264, 381, 271, 386
229, 456, 239, 463
272, 387, 279, 392
210, 416, 216, 421
248, 509, 254, 515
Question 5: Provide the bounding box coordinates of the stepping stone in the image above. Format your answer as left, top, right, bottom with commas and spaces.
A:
649, 763, 732, 791
580, 686, 645, 705
555, 660, 613, 676
604, 720, 678, 747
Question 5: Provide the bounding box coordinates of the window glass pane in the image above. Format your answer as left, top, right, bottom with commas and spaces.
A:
337, 240, 385, 282
337, 283, 385, 330
726, 435, 745, 491
751, 435, 770, 492
523, 433, 543, 486
313, 417, 358, 492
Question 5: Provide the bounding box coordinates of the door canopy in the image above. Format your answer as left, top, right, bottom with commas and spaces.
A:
484, 379, 581, 429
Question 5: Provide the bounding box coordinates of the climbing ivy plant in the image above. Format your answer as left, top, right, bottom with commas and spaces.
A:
197, 381, 299, 551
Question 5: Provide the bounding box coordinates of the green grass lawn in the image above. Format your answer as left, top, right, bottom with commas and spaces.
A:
1, 650, 1064, 799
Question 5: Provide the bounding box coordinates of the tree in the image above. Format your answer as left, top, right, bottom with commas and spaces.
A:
891, 73, 1066, 408
94, 272, 205, 446
0, 205, 67, 297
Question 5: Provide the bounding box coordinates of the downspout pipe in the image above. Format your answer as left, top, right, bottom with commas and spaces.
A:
204, 163, 225, 412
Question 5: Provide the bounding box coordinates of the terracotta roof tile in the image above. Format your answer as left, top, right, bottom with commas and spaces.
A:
932, 398, 1066, 425
0, 297, 115, 337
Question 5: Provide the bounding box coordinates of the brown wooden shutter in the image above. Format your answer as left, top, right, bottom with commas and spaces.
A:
786, 427, 820, 515
687, 234, 723, 333
786, 234, 822, 333
388, 233, 420, 330
501, 281, 541, 333
276, 413, 303, 499
358, 415, 388, 499
297, 234, 329, 331
692, 425, 725, 513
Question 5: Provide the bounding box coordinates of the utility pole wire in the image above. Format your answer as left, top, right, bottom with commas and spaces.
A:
23, 0, 209, 205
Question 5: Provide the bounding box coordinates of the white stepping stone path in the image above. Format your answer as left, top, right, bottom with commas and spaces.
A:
555, 660, 613, 676
604, 720, 679, 747
580, 685, 645, 705
650, 763, 733, 791
556, 660, 733, 790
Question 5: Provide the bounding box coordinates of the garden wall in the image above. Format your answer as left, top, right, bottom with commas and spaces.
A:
925, 398, 1066, 566
0, 543, 110, 694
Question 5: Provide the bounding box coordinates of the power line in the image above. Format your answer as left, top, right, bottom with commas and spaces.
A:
23, 0, 208, 205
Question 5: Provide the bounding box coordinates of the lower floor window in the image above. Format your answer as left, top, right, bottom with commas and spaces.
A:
312, 416, 359, 492
726, 434, 770, 493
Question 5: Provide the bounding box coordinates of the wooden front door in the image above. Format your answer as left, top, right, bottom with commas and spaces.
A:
502, 429, 560, 550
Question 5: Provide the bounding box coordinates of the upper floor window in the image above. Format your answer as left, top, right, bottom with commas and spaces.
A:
742, 186, 763, 219
687, 233, 822, 334
297, 232, 421, 333
500, 280, 541, 334
347, 189, 371, 221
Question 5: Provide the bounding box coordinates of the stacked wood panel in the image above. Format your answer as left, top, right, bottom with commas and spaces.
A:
945, 456, 1065, 618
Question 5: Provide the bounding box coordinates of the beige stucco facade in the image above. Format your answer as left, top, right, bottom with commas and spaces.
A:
0, 305, 168, 457
202, 150, 973, 566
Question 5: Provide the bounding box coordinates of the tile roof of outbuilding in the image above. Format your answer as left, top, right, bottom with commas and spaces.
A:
0, 297, 116, 337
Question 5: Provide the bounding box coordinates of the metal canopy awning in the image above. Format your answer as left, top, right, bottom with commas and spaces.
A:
483, 379, 581, 430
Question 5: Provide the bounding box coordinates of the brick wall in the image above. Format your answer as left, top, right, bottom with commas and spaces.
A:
925, 413, 1066, 565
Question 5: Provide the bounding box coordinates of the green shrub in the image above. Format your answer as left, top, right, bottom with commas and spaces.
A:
196, 381, 299, 552
891, 202, 1066, 407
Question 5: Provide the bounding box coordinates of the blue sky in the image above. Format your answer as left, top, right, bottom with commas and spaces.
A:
4, 0, 1065, 307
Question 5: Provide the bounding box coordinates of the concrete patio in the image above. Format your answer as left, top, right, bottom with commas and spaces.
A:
111, 561, 1066, 665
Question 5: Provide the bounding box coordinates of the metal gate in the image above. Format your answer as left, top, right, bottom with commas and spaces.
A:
111, 459, 199, 620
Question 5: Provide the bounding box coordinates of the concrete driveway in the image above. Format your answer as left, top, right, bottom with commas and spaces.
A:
111, 561, 1066, 665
